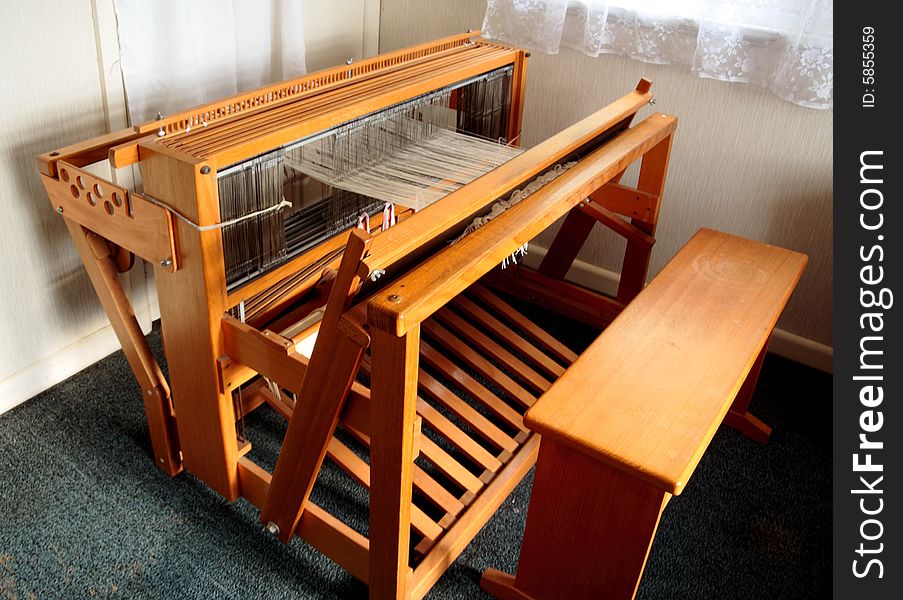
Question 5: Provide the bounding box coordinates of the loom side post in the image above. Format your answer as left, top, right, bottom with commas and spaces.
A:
139, 147, 242, 500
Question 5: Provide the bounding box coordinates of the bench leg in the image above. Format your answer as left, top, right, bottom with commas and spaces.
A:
482, 440, 669, 600
723, 341, 772, 444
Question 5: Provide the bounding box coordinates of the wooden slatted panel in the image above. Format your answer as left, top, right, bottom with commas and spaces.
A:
325, 438, 443, 542
418, 371, 518, 454
451, 295, 565, 379
434, 308, 552, 394
419, 342, 526, 434
341, 424, 467, 519
360, 355, 502, 474
422, 321, 536, 409
467, 285, 578, 364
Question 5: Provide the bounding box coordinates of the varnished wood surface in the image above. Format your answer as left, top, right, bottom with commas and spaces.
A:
368, 114, 677, 335
364, 88, 653, 276
41, 165, 176, 269
525, 228, 807, 494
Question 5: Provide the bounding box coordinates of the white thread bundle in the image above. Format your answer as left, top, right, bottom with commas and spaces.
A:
285, 118, 523, 210
449, 161, 577, 268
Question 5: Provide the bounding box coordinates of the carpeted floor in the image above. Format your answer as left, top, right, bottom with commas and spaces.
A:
0, 322, 831, 599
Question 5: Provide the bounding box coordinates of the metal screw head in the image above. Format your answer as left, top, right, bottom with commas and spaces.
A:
346, 57, 353, 65
387, 294, 402, 303
265, 522, 280, 535
200, 166, 211, 175
156, 112, 164, 120
370, 269, 385, 282
146, 390, 153, 396
157, 127, 166, 137
56, 207, 64, 214
160, 258, 173, 268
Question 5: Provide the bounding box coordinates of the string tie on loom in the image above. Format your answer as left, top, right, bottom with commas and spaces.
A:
142, 195, 293, 232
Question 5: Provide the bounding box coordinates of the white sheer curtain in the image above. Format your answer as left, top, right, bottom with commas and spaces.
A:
482, 0, 832, 109
114, 0, 307, 124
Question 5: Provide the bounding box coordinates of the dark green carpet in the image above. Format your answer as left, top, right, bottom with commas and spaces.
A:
0, 323, 831, 599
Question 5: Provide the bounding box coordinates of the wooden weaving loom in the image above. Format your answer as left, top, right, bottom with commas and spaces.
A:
37, 32, 677, 599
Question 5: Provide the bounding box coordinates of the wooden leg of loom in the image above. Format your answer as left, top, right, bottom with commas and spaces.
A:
615, 135, 672, 304
369, 326, 420, 599
63, 220, 182, 476
482, 441, 668, 600
724, 341, 773, 444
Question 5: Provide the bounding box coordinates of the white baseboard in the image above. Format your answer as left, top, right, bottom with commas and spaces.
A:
0, 324, 124, 416
520, 244, 833, 373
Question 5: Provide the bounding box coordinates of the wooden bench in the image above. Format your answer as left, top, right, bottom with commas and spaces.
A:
481, 228, 808, 600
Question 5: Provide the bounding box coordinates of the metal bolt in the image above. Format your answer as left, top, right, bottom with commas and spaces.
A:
156, 112, 164, 120
56, 207, 64, 214
157, 128, 166, 137
370, 269, 385, 282
160, 258, 173, 268
649, 98, 657, 105
265, 522, 280, 535
200, 166, 211, 175
147, 390, 153, 396
346, 57, 353, 65
387, 294, 402, 303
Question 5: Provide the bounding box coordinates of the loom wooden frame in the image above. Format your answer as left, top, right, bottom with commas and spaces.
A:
37, 33, 682, 600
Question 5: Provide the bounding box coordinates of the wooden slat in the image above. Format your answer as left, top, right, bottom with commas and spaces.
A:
142, 32, 482, 137
524, 229, 808, 495
418, 371, 518, 453
468, 285, 578, 364
37, 127, 145, 176
590, 182, 658, 221
451, 296, 565, 379
415, 399, 502, 473
342, 422, 466, 519
419, 342, 526, 433
417, 436, 484, 495
434, 308, 552, 394
578, 200, 655, 248
422, 321, 536, 410
368, 114, 678, 335
262, 231, 370, 542
325, 438, 443, 542
359, 354, 504, 474
409, 434, 541, 600
483, 266, 625, 329
222, 315, 306, 391
237, 457, 370, 584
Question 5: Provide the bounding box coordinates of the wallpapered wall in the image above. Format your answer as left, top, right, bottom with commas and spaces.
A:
379, 0, 833, 349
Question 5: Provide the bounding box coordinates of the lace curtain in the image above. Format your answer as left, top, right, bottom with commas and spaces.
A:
482, 0, 832, 109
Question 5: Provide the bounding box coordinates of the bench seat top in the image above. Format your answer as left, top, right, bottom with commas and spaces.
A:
524, 228, 807, 495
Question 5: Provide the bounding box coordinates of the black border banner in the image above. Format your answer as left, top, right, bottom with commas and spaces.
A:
834, 5, 901, 597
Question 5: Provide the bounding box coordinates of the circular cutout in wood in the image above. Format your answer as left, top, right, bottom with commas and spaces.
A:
111, 191, 123, 207
76, 175, 86, 190
104, 201, 115, 215
86, 191, 96, 206
60, 169, 70, 183
70, 185, 79, 198
93, 183, 104, 198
